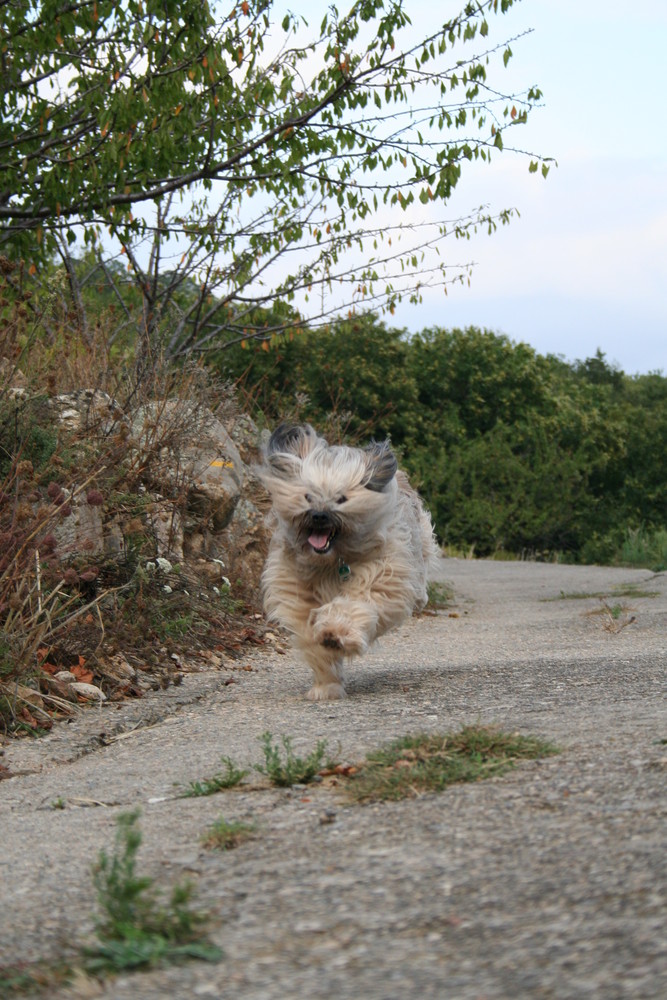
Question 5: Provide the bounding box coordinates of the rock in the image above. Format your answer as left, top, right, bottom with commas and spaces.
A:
51, 488, 105, 558
102, 653, 136, 684
42, 675, 78, 704
69, 682, 107, 702
48, 390, 126, 435
16, 684, 44, 709
187, 422, 243, 531
14, 382, 268, 601
145, 498, 184, 561
199, 650, 225, 668
133, 400, 243, 532
0, 358, 27, 388
226, 412, 262, 467
192, 558, 227, 585
183, 530, 206, 560
216, 491, 271, 592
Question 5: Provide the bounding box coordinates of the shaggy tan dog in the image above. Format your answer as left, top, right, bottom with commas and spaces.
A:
258, 423, 439, 700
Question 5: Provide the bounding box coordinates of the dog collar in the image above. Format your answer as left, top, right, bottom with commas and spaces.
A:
338, 559, 351, 581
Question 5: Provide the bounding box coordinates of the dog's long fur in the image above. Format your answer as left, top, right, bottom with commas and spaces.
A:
257, 423, 439, 700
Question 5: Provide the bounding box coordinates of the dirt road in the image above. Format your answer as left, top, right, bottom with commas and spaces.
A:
2, 558, 666, 999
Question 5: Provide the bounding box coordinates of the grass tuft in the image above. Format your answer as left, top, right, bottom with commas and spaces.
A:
347, 724, 558, 803
617, 527, 667, 572
201, 817, 257, 851
0, 961, 73, 997
84, 810, 221, 973
254, 731, 332, 787
549, 583, 658, 602
181, 756, 249, 797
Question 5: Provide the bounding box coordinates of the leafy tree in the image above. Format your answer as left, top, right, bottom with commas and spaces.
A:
1, 0, 550, 363
221, 312, 419, 445
412, 419, 596, 556
573, 349, 624, 390
222, 316, 666, 559
406, 326, 555, 443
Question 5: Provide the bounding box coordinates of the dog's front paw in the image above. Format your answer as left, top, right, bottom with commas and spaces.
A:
315, 624, 367, 657
310, 600, 377, 658
320, 631, 343, 650
307, 682, 347, 702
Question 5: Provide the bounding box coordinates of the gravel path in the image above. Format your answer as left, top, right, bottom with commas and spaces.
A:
1, 558, 665, 999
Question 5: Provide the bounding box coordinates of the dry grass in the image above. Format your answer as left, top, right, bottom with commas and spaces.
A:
586, 599, 637, 633
201, 817, 257, 851
346, 725, 559, 804
0, 297, 263, 737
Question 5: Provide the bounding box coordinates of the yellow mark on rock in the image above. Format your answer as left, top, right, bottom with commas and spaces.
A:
209, 459, 234, 469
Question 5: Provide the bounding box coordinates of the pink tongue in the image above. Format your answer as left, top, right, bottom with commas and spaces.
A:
308, 532, 330, 550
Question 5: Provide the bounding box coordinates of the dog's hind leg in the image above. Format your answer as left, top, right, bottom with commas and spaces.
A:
299, 643, 347, 701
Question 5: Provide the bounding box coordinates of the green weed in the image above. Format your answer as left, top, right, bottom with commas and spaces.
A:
347, 725, 559, 803
588, 599, 637, 633
201, 817, 256, 851
425, 581, 455, 610
254, 731, 332, 787
149, 608, 196, 640
617, 527, 667, 572
549, 583, 658, 602
84, 810, 221, 973
181, 756, 249, 797
0, 961, 72, 997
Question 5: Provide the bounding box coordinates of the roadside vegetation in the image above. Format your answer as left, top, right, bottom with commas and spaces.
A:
173, 727, 558, 805
201, 817, 257, 851
253, 731, 334, 787
84, 810, 221, 973
1, 0, 664, 736
180, 757, 250, 798
345, 725, 558, 803
0, 810, 222, 995
220, 317, 667, 568
0, 724, 559, 994
0, 318, 264, 735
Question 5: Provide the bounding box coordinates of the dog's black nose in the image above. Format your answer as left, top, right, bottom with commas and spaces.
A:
309, 511, 332, 529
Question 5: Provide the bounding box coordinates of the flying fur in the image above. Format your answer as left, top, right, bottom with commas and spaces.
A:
257, 423, 439, 700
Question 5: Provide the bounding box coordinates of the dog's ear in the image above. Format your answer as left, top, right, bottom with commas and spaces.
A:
268, 423, 319, 458
363, 440, 398, 492
265, 423, 320, 478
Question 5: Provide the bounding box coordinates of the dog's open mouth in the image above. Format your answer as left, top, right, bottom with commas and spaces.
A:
308, 529, 337, 554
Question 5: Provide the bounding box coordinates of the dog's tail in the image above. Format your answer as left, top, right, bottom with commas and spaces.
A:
396, 470, 440, 574
421, 506, 441, 578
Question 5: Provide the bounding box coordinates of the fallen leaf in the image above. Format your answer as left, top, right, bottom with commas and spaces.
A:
19, 707, 39, 728
72, 664, 94, 684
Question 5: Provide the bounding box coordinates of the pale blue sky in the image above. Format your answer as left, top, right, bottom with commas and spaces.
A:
103, 1, 666, 374
390, 0, 667, 374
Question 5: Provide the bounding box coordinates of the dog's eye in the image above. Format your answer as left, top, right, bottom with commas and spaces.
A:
304, 493, 313, 504
336, 495, 347, 505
